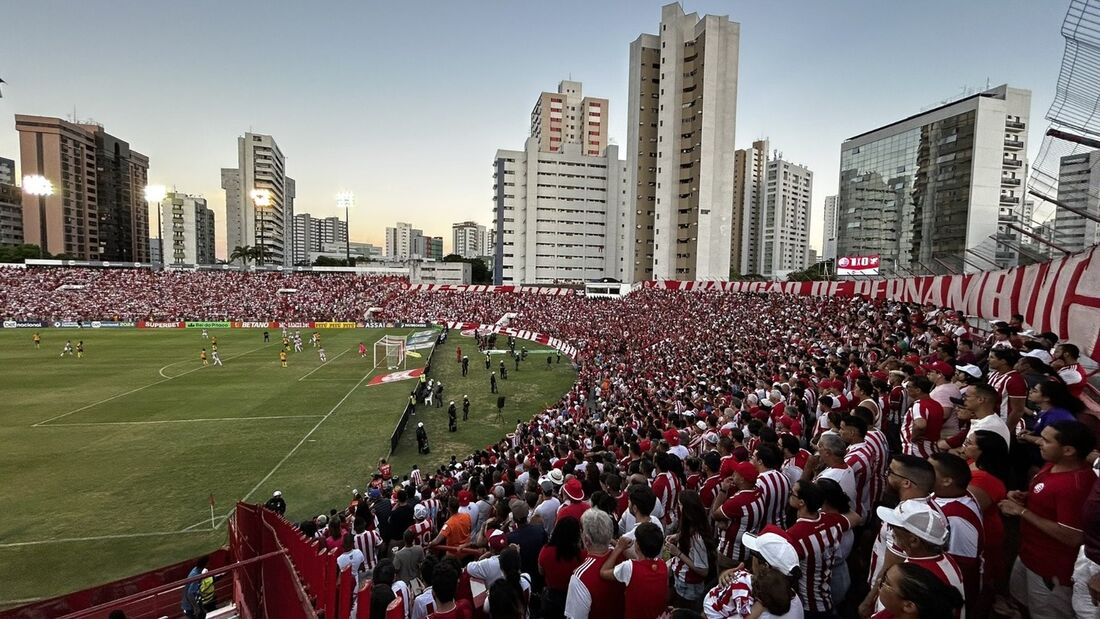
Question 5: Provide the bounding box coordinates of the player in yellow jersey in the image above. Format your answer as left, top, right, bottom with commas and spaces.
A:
33, 332, 41, 349
211, 335, 217, 347
76, 340, 84, 358
279, 350, 288, 368
201, 348, 209, 366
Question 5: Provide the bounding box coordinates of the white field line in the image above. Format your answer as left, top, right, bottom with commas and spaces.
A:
39, 414, 324, 427
181, 355, 388, 532
297, 348, 350, 381
158, 359, 190, 378
0, 529, 214, 549
32, 344, 270, 427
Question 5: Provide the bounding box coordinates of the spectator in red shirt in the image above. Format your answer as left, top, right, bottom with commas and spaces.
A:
537, 516, 585, 618
871, 562, 964, 619
599, 521, 668, 619
999, 420, 1097, 618
961, 430, 1010, 615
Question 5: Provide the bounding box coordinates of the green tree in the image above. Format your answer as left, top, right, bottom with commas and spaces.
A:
0, 244, 48, 263
785, 259, 834, 282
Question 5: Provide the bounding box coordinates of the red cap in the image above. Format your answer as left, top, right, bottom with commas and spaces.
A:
904, 353, 921, 366
457, 490, 472, 507
922, 361, 954, 377
733, 461, 758, 485
488, 529, 508, 552
871, 370, 889, 382
719, 457, 738, 479
639, 439, 652, 453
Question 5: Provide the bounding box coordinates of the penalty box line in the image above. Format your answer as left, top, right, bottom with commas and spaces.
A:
37, 414, 325, 427
31, 343, 271, 428
183, 356, 388, 532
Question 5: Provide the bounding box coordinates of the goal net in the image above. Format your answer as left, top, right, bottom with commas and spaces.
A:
374, 335, 407, 370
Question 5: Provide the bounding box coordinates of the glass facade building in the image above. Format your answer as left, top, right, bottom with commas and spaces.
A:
836, 85, 1030, 275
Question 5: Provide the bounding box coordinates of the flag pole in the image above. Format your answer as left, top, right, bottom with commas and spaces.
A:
209, 494, 216, 530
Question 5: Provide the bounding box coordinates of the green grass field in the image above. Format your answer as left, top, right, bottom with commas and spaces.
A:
0, 327, 575, 606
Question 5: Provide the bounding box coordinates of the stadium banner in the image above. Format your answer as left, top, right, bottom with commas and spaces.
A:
314, 321, 357, 329
444, 322, 578, 359
406, 284, 579, 295
185, 321, 231, 329
2, 320, 46, 328
836, 255, 880, 276
231, 321, 279, 329
647, 244, 1100, 362
137, 321, 186, 328
52, 320, 83, 328
80, 321, 136, 328
277, 321, 315, 329
395, 322, 431, 328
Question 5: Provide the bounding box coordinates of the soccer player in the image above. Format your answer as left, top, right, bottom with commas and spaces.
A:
211, 335, 217, 347
293, 335, 303, 353
33, 332, 41, 349
359, 341, 367, 358
60, 340, 73, 357
201, 328, 208, 339
282, 335, 290, 350
280, 350, 288, 368
211, 348, 223, 366
311, 332, 319, 348
76, 340, 84, 359
319, 346, 327, 363
200, 348, 209, 366
263, 330, 269, 343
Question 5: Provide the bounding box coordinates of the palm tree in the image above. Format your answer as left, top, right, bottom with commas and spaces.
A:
229, 245, 254, 264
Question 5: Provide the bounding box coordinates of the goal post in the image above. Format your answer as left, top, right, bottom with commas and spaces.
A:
374, 335, 407, 370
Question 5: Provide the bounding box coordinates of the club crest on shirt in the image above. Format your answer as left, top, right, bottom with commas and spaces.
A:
1033, 482, 1045, 494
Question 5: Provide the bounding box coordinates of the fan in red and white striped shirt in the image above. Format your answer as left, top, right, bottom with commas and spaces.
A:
354, 523, 384, 570
753, 445, 792, 528
408, 504, 435, 547
929, 452, 984, 616
710, 463, 766, 563
786, 480, 859, 614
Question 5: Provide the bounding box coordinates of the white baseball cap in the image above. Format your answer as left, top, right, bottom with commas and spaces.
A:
742, 525, 799, 575
414, 504, 428, 520
876, 499, 948, 546
417, 422, 424, 428
955, 364, 982, 379
1022, 349, 1054, 364
272, 490, 282, 497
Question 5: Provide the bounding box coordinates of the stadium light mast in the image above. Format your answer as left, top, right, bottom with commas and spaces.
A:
23, 175, 54, 254
144, 185, 167, 268
250, 189, 272, 267
336, 191, 355, 266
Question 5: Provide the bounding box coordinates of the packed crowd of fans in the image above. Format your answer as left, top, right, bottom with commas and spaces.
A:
3, 267, 1097, 618
306, 287, 1100, 618
0, 267, 407, 322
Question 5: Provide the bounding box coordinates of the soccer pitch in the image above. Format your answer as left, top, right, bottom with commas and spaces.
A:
0, 327, 576, 605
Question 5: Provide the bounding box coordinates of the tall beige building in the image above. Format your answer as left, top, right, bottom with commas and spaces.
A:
623, 3, 740, 281
733, 139, 768, 276
222, 132, 294, 266
530, 81, 608, 156
16, 115, 149, 261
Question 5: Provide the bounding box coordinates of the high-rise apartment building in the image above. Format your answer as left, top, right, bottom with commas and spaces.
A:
452, 221, 488, 258
16, 115, 151, 261
530, 80, 608, 156
0, 182, 23, 246
222, 133, 295, 266
427, 236, 444, 261
836, 84, 1031, 275
1054, 150, 1100, 252
385, 222, 424, 260
0, 156, 14, 185
732, 139, 767, 276
493, 81, 627, 285
159, 192, 215, 265
92, 129, 150, 262
822, 195, 839, 261
759, 156, 812, 278
293, 213, 347, 264
623, 3, 740, 281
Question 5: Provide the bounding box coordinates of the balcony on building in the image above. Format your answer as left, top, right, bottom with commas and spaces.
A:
1005, 120, 1025, 132
1001, 176, 1021, 187
1004, 138, 1025, 150
999, 195, 1018, 206
1003, 158, 1023, 168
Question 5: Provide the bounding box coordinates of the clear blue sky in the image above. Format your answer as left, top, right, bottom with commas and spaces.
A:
0, 0, 1066, 258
